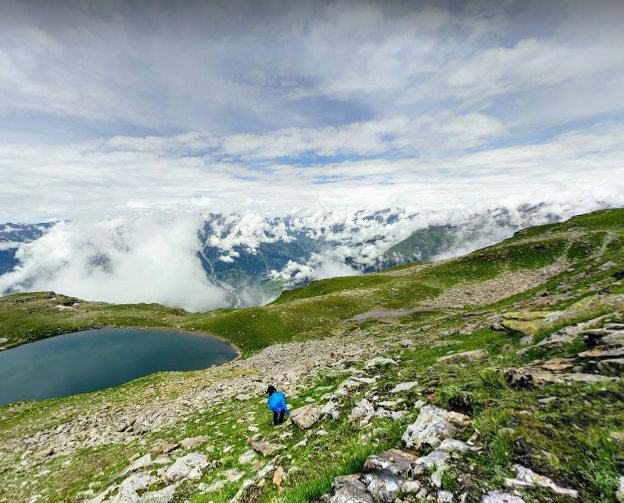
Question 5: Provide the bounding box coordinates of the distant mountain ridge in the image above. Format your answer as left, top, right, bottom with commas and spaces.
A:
0, 202, 613, 307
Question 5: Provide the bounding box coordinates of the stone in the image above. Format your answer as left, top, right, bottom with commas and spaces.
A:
180, 436, 210, 448
363, 448, 418, 476
402, 480, 421, 494
231, 456, 279, 503
291, 403, 322, 429
362, 472, 401, 503
236, 393, 253, 401
410, 448, 450, 477
238, 450, 257, 465
161, 443, 178, 454
117, 453, 152, 478
330, 474, 374, 503
438, 490, 454, 502
438, 438, 468, 452
402, 405, 471, 450
321, 400, 341, 420
140, 483, 178, 503
579, 347, 624, 358
350, 398, 375, 426
390, 382, 418, 394
222, 469, 246, 482
437, 349, 490, 365
163, 453, 209, 482
365, 357, 397, 368
482, 491, 526, 503
252, 441, 286, 456
273, 466, 286, 492
505, 465, 578, 498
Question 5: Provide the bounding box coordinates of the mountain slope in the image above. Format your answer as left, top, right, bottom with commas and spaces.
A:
0, 208, 623, 503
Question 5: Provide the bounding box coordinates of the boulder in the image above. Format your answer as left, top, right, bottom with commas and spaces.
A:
291, 403, 322, 429
252, 441, 286, 456
362, 472, 401, 503
163, 453, 209, 482
363, 448, 418, 476
401, 405, 470, 450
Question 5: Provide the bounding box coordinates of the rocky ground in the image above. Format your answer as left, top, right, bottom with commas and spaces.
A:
1, 209, 623, 503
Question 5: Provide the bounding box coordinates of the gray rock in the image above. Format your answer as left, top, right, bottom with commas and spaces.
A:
330, 475, 374, 503
438, 490, 453, 502
402, 405, 470, 450
139, 484, 178, 503
616, 475, 624, 502
365, 357, 397, 368
362, 472, 401, 503
350, 399, 375, 425
117, 454, 152, 478
163, 453, 209, 482
238, 450, 257, 465
222, 468, 246, 482
364, 449, 418, 476
321, 400, 341, 420
291, 403, 322, 429
505, 465, 578, 498
390, 382, 418, 394
180, 435, 210, 448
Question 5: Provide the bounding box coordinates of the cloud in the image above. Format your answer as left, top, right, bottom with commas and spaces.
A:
0, 216, 227, 312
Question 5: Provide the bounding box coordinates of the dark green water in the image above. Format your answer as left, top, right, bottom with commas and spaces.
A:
0, 328, 237, 406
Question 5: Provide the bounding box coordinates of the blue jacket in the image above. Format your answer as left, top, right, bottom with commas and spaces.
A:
267, 392, 290, 415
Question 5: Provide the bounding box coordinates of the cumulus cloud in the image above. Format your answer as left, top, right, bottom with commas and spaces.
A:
0, 216, 227, 312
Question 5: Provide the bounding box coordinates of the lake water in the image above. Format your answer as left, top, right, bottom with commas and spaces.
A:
0, 328, 238, 406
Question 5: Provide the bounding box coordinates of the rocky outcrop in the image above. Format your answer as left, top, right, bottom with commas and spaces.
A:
401, 405, 470, 450
291, 403, 322, 429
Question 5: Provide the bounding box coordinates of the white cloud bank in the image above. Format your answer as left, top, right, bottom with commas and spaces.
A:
0, 216, 227, 312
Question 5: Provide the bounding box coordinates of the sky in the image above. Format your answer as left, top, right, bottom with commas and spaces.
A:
0, 0, 623, 223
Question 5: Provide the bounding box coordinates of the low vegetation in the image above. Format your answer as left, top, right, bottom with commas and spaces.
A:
0, 208, 623, 502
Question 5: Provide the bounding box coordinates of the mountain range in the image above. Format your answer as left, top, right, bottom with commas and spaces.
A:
0, 202, 612, 307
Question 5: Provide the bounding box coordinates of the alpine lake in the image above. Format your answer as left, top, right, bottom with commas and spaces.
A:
0, 328, 238, 406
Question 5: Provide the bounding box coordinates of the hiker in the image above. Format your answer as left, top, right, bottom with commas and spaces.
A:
266, 384, 290, 425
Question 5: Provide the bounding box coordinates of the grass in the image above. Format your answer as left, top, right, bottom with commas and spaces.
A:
1, 207, 624, 502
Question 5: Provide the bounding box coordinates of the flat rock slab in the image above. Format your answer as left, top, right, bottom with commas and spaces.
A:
252, 441, 286, 456
180, 436, 210, 448
402, 405, 470, 450
437, 349, 490, 365
365, 357, 397, 368
291, 403, 322, 429
505, 464, 578, 498
164, 453, 209, 482
238, 450, 258, 465
363, 448, 418, 476
390, 382, 418, 394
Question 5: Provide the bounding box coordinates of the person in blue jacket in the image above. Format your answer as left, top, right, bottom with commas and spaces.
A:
266, 384, 290, 425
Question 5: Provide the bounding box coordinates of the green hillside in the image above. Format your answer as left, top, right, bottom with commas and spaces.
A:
1, 208, 623, 503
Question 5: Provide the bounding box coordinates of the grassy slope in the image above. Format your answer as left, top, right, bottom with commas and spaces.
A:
0, 208, 623, 503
